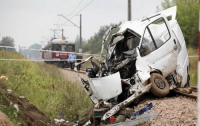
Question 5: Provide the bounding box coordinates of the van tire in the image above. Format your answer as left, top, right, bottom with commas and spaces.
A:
150, 73, 169, 97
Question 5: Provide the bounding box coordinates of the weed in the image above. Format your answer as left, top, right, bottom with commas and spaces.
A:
0, 51, 92, 123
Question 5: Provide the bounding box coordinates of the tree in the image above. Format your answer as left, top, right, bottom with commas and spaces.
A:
157, 0, 200, 48
82, 23, 118, 54
20, 43, 42, 60
74, 35, 87, 52
157, 0, 174, 11
0, 36, 16, 52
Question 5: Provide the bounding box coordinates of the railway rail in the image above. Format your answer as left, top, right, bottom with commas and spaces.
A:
173, 86, 197, 99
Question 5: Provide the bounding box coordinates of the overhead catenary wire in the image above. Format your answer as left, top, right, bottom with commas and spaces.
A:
58, 0, 95, 28
48, 0, 95, 49
66, 0, 84, 17
54, 31, 62, 38
46, 0, 86, 41
70, 0, 94, 18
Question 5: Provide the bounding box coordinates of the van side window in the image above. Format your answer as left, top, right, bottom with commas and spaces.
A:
140, 18, 170, 57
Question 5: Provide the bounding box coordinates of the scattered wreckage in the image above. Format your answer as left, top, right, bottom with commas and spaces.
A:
75, 6, 190, 125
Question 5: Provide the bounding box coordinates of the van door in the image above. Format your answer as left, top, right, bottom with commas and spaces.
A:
139, 15, 178, 77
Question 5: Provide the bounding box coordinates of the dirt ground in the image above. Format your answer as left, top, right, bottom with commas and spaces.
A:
0, 81, 52, 126
0, 111, 14, 126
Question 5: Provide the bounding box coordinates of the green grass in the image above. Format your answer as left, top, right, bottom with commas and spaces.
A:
0, 51, 92, 124
0, 88, 24, 126
187, 47, 198, 86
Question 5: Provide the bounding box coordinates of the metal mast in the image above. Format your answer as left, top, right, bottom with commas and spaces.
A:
128, 0, 132, 21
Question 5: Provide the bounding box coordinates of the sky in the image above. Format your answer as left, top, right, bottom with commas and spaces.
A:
0, 0, 163, 48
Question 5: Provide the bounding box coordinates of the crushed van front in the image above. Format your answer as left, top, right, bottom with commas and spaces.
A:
87, 72, 122, 102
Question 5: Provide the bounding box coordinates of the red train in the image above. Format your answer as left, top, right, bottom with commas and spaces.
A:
42, 38, 75, 68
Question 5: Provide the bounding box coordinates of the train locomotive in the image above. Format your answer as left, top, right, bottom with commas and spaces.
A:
42, 38, 75, 68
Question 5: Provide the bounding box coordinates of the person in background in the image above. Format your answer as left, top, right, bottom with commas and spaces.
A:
69, 53, 76, 70
76, 54, 83, 71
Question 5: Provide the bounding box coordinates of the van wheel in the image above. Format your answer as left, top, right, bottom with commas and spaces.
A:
150, 73, 169, 97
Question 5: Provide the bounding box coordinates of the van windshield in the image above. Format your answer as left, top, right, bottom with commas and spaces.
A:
106, 29, 141, 60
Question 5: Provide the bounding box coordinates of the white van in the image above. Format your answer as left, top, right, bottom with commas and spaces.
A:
76, 6, 190, 121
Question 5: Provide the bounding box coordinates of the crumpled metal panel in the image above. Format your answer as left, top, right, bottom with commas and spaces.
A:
102, 84, 152, 120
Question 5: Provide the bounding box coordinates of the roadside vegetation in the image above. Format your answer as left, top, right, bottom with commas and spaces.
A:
188, 48, 198, 86
0, 51, 92, 124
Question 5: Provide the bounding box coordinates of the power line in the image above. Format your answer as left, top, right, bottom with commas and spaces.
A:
53, 0, 83, 29
58, 0, 94, 28
66, 0, 83, 17
57, 14, 80, 28
70, 0, 94, 18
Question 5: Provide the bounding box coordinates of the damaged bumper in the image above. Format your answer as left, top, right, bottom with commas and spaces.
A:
101, 84, 152, 121
87, 72, 122, 103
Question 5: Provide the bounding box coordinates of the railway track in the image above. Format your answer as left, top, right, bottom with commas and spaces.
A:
63, 68, 86, 74
62, 68, 197, 125
173, 86, 197, 99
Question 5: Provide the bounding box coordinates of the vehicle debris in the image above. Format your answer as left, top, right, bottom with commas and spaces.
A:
126, 103, 153, 118
75, 6, 190, 125
0, 76, 8, 82
110, 112, 157, 126
107, 103, 154, 124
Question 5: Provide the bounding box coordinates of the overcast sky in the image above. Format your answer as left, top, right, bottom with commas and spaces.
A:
0, 0, 163, 48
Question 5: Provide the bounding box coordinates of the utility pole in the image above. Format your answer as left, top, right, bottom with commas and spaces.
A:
49, 29, 56, 39
62, 29, 64, 38
128, 0, 132, 21
79, 14, 82, 53
128, 0, 132, 49
58, 14, 82, 52
49, 29, 63, 39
